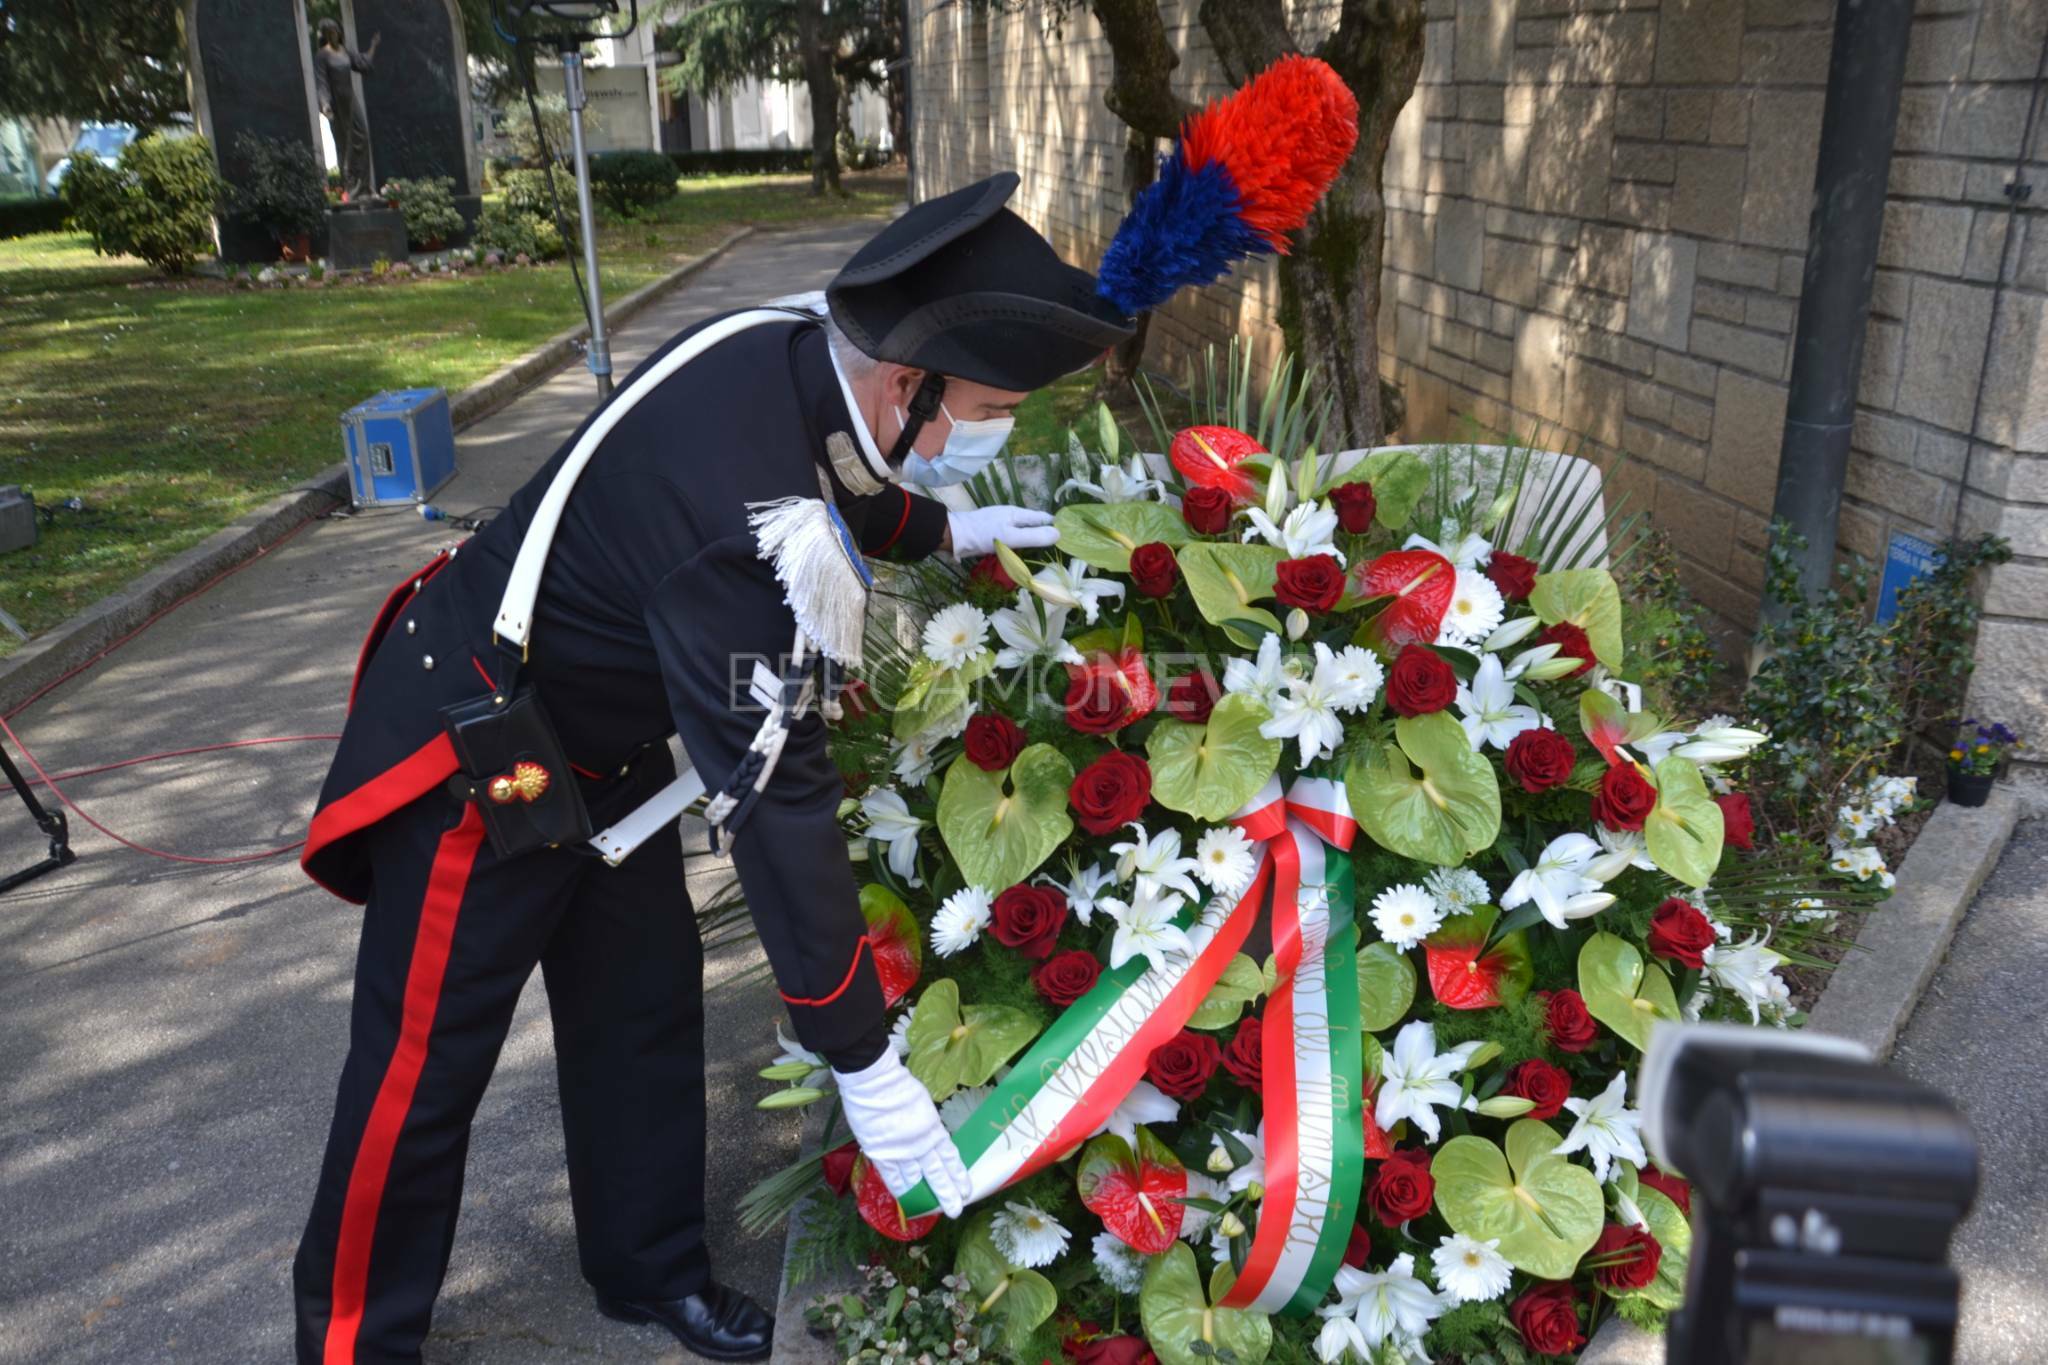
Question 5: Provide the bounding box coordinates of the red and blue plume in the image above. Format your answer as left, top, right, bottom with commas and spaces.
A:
1095, 54, 1359, 318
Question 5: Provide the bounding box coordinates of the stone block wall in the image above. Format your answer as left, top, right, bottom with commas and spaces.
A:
907, 0, 2048, 775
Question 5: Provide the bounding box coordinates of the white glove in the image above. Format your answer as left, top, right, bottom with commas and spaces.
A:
832, 1047, 972, 1218
947, 505, 1058, 560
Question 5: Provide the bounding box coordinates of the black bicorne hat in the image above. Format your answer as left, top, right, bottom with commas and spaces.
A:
826, 173, 1137, 392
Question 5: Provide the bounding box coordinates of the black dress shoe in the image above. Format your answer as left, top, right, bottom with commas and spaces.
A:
594, 1283, 775, 1362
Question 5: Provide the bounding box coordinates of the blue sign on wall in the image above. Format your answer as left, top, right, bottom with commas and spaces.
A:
1876, 530, 1941, 624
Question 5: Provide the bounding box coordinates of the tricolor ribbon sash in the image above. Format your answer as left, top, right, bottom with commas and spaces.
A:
895, 774, 1367, 1319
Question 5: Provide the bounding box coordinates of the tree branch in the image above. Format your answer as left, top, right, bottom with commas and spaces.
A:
1197, 0, 1295, 87
1088, 0, 1195, 139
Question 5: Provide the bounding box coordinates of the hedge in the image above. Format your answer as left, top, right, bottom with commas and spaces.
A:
667, 148, 813, 176
0, 197, 71, 240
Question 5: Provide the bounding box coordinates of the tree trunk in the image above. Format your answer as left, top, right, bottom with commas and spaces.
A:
883, 0, 910, 166
797, 0, 841, 195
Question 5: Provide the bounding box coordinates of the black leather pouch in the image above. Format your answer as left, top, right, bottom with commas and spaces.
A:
440, 679, 592, 859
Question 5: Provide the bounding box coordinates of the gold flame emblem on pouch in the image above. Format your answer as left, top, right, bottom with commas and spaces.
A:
487, 761, 552, 805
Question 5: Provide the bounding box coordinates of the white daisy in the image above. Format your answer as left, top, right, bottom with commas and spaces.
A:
1194, 826, 1258, 898
1423, 866, 1489, 914
1552, 1069, 1648, 1182
1092, 1230, 1148, 1293
1091, 1079, 1180, 1142
1243, 499, 1344, 562
1060, 455, 1163, 504
990, 590, 1084, 670
1431, 1234, 1512, 1304
930, 885, 993, 957
1111, 823, 1204, 900
1454, 653, 1543, 751
991, 1200, 1070, 1268
1041, 856, 1117, 926
1437, 568, 1506, 647
1222, 631, 1292, 712
1326, 644, 1386, 710
939, 1084, 991, 1132
921, 602, 990, 667
1375, 1020, 1484, 1144
1370, 883, 1444, 950
1100, 887, 1195, 974
1703, 934, 1793, 1024
1028, 557, 1125, 624
859, 787, 925, 887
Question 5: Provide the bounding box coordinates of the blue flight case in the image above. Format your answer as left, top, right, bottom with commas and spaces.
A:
341, 387, 457, 508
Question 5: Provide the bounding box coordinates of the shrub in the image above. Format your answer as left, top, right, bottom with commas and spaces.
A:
380, 174, 465, 248
1619, 527, 1722, 716
586, 149, 677, 215
497, 167, 578, 237
471, 204, 566, 261
63, 133, 223, 274
0, 197, 71, 240
229, 133, 326, 245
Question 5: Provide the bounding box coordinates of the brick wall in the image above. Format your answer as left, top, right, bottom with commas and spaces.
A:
909, 0, 2048, 780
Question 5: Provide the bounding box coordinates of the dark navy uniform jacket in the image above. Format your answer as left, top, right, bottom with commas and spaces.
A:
302, 314, 949, 1070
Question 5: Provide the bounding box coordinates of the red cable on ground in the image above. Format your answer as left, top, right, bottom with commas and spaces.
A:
24, 734, 342, 786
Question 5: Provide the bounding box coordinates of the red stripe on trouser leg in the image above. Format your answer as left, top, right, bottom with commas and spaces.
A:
323, 804, 487, 1365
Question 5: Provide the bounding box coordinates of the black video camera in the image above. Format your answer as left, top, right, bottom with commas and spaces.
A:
1639, 1024, 1978, 1365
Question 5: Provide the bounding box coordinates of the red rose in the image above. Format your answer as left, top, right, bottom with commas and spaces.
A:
1386, 644, 1458, 716
821, 1140, 859, 1196
1640, 1164, 1693, 1216
1072, 1338, 1158, 1365
1181, 485, 1233, 534
963, 713, 1027, 772
1591, 1223, 1663, 1291
1034, 948, 1103, 1006
1486, 551, 1539, 601
1543, 989, 1598, 1053
1536, 621, 1596, 677
1504, 1058, 1573, 1121
1146, 1029, 1222, 1099
1222, 1015, 1262, 1088
1167, 671, 1221, 726
1593, 763, 1658, 831
1273, 554, 1346, 613
1510, 1281, 1586, 1356
1129, 542, 1180, 598
1330, 480, 1377, 533
1069, 751, 1152, 835
969, 554, 1016, 591
1367, 1147, 1435, 1225
991, 884, 1068, 959
1343, 1222, 1373, 1268
1504, 727, 1577, 793
1716, 791, 1756, 850
1648, 897, 1716, 970
1064, 664, 1134, 734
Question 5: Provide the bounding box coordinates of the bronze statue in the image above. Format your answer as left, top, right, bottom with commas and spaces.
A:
314, 17, 380, 200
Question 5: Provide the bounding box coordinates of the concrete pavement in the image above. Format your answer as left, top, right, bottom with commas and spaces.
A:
1894, 816, 2048, 1365
0, 220, 883, 1363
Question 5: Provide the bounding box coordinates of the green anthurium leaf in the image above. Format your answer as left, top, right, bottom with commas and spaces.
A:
937, 744, 1076, 891
1628, 1185, 1693, 1310
1645, 756, 1725, 889
1576, 933, 1682, 1052
1178, 542, 1285, 649
1625, 709, 1669, 744
954, 1211, 1059, 1348
892, 652, 994, 741
1432, 1119, 1605, 1280
1529, 568, 1624, 671
1147, 693, 1282, 822
1356, 939, 1418, 1032
1054, 502, 1191, 572
1348, 711, 1502, 867
1139, 1242, 1273, 1365
904, 979, 1041, 1102
1361, 1031, 1385, 1082
1327, 447, 1431, 529
1186, 953, 1265, 1031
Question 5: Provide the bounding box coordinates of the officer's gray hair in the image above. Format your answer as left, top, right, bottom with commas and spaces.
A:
823, 314, 882, 383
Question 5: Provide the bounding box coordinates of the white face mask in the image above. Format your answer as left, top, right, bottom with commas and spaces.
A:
896, 400, 1015, 487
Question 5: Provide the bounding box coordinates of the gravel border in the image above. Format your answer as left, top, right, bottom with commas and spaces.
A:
774, 789, 2026, 1365
0, 225, 756, 718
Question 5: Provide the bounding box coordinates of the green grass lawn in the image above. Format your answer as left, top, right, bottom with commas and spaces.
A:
0, 171, 903, 656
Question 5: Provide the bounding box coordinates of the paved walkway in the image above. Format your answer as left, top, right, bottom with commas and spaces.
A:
0, 221, 881, 1364
1893, 816, 2048, 1365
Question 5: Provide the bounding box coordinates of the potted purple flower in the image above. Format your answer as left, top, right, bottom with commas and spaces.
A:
1947, 718, 2019, 806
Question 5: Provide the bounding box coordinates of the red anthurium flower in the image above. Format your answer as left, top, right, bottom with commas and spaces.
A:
1168, 425, 1266, 502
1078, 1127, 1187, 1254
852, 1155, 940, 1242
1355, 548, 1456, 646
1424, 910, 1533, 1011
1361, 1078, 1396, 1159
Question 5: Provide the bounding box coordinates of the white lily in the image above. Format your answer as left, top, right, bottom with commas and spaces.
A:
1501, 640, 1563, 680
1222, 631, 1293, 711
771, 1022, 831, 1088
1325, 1254, 1451, 1361
1110, 822, 1204, 900
890, 731, 942, 785
1405, 520, 1492, 570
1675, 723, 1770, 763
1100, 887, 1195, 974
1482, 614, 1542, 652
1040, 856, 1117, 926
1028, 557, 1126, 625
1589, 825, 1657, 881
1456, 654, 1544, 751
1375, 1019, 1485, 1143
1703, 934, 1793, 1024
1553, 1069, 1648, 1182
1242, 499, 1345, 562
858, 787, 924, 887
1058, 454, 1163, 503
991, 590, 1084, 669
1263, 671, 1346, 767
1091, 1079, 1180, 1142
1500, 832, 1605, 930
1220, 1122, 1267, 1194
1633, 730, 1689, 766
